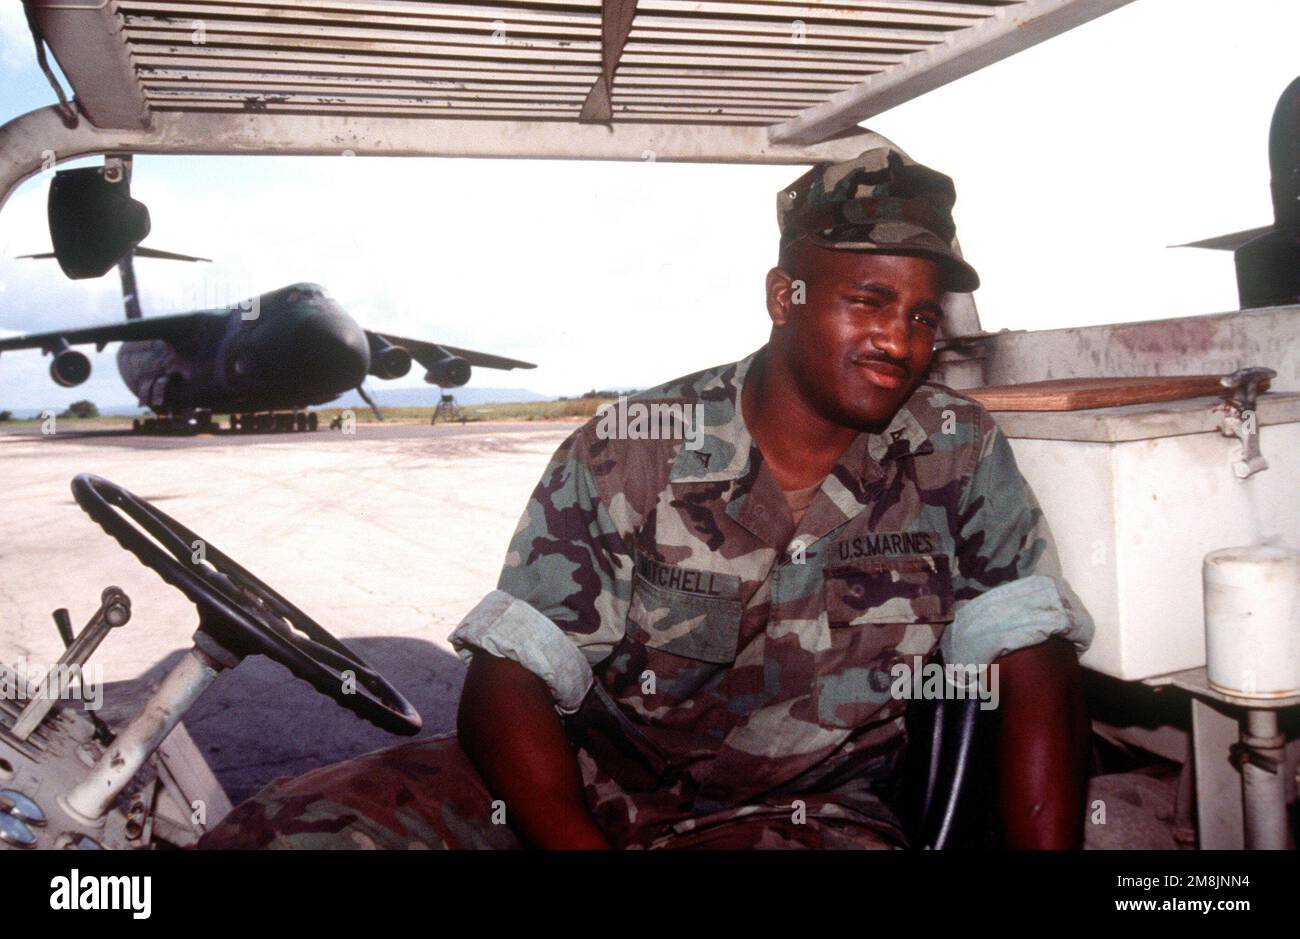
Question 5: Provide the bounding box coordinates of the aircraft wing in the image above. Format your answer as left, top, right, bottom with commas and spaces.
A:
0, 312, 215, 354
366, 330, 536, 371
1171, 226, 1273, 251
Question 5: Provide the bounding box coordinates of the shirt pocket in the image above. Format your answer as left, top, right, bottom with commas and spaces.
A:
627, 566, 743, 664
823, 553, 956, 627
815, 553, 956, 730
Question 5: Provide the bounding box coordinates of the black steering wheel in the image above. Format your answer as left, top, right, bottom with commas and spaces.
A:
71, 473, 421, 736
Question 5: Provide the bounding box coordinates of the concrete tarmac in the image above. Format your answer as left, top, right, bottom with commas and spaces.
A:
0, 420, 574, 803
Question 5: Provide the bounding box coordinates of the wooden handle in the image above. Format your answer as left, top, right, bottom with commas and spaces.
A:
961, 375, 1239, 411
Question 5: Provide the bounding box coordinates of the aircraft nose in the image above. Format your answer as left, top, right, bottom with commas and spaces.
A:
291, 310, 370, 389
233, 308, 370, 392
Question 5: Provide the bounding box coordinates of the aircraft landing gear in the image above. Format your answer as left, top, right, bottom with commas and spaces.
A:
228, 411, 320, 434
131, 412, 216, 435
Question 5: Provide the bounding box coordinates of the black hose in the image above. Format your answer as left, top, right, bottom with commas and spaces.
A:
919, 693, 945, 828
929, 696, 979, 850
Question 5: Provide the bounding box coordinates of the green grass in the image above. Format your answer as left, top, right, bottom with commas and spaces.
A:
0, 415, 135, 428
316, 398, 617, 424
0, 398, 618, 428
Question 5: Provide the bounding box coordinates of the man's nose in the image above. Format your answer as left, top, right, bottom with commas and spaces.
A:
869, 309, 912, 360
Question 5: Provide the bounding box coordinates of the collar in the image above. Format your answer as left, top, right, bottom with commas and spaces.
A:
668, 345, 935, 486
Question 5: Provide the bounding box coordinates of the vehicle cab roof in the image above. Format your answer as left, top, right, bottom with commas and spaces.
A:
1, 0, 1133, 210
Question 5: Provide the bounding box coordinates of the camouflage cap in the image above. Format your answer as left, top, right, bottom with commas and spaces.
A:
777, 147, 980, 292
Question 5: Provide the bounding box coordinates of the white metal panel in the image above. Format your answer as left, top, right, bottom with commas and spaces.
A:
1000, 395, 1300, 681
964, 305, 1300, 397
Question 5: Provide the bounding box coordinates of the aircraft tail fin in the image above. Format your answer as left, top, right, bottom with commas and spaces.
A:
17, 244, 211, 320
117, 246, 211, 320
132, 246, 212, 263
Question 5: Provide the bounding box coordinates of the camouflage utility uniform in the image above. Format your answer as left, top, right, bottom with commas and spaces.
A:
200, 344, 1093, 850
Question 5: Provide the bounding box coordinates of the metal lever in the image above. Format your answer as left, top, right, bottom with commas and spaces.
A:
53, 607, 116, 746
10, 587, 130, 741
1218, 367, 1276, 479
51, 608, 74, 648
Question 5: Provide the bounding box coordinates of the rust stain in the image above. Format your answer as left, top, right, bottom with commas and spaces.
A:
1110, 318, 1222, 359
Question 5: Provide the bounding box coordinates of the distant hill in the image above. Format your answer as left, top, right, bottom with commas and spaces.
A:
331, 386, 550, 410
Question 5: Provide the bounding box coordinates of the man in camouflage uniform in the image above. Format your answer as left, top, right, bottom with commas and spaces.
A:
200, 146, 1094, 850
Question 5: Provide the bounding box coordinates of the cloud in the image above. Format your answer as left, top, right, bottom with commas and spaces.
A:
0, 3, 32, 73
115, 155, 786, 396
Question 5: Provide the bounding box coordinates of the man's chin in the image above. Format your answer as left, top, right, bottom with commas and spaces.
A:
794, 371, 916, 432
833, 381, 915, 430
825, 401, 903, 434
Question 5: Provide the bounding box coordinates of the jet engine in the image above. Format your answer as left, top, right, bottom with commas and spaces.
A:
421, 347, 471, 388
50, 349, 92, 388
367, 335, 412, 380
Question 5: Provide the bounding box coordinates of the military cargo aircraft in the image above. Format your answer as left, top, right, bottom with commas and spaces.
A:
1, 163, 536, 433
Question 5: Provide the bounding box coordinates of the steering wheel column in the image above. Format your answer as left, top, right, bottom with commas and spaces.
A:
63, 635, 236, 823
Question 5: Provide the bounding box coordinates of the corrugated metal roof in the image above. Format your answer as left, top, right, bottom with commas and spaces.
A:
26, 0, 1132, 138
121, 0, 1004, 123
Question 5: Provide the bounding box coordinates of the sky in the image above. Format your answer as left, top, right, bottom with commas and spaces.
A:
0, 0, 1296, 412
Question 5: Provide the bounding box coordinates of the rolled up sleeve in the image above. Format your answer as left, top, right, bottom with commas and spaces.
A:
942, 411, 1094, 667
450, 590, 594, 714
449, 426, 635, 713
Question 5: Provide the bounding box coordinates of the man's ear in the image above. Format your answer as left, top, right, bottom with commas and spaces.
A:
766, 266, 797, 327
